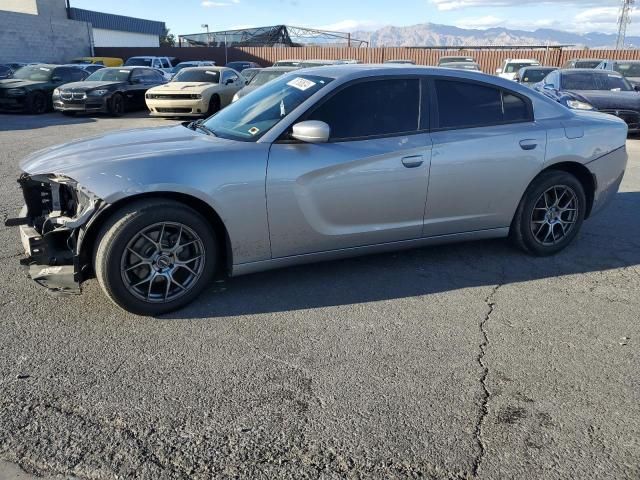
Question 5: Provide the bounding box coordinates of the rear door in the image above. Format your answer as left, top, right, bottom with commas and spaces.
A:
422, 76, 547, 237
267, 77, 432, 258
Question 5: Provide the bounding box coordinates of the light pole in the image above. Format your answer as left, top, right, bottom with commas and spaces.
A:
201, 24, 210, 46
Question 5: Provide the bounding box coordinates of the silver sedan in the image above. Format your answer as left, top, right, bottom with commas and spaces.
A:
7, 65, 628, 315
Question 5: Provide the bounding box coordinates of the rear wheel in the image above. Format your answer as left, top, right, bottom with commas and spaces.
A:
26, 91, 48, 114
108, 93, 125, 116
94, 199, 218, 315
511, 170, 586, 256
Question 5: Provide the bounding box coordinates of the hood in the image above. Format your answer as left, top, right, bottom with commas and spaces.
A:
0, 79, 47, 89
21, 125, 234, 177
58, 80, 126, 91
565, 89, 640, 110
149, 82, 216, 93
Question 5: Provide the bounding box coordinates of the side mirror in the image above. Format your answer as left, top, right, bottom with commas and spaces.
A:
291, 120, 330, 143
225, 78, 234, 85
495, 68, 502, 74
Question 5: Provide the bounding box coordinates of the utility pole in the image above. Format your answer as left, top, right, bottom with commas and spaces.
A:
616, 0, 636, 50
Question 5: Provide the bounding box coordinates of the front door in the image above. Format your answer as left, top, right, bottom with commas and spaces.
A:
267, 77, 432, 258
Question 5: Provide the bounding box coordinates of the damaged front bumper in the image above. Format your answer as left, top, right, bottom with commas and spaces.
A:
5, 174, 102, 294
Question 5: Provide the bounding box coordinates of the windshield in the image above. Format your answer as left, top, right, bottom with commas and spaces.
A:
505, 62, 539, 73
202, 74, 333, 141
86, 68, 131, 82
172, 69, 219, 83
439, 57, 473, 64
521, 69, 554, 83
125, 58, 152, 67
562, 72, 632, 91
249, 70, 289, 86
12, 65, 53, 81
614, 62, 640, 77
172, 63, 196, 73
575, 60, 602, 69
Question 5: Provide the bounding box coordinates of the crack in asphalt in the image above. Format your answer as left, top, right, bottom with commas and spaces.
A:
472, 283, 501, 478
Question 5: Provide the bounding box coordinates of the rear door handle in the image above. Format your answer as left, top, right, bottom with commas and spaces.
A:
401, 155, 424, 168
519, 139, 538, 151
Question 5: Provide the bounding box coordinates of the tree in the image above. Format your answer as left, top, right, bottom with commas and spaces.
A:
160, 29, 176, 47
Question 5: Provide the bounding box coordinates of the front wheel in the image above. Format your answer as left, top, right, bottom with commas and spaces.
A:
511, 170, 586, 256
206, 95, 221, 116
26, 91, 48, 114
108, 93, 125, 116
94, 200, 218, 315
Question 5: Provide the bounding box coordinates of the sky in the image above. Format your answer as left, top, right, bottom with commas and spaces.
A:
68, 0, 640, 37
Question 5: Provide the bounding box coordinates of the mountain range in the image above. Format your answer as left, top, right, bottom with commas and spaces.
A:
350, 23, 640, 49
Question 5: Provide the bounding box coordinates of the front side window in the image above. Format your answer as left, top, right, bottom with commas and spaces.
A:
613, 62, 640, 77
161, 58, 171, 69
434, 79, 531, 129
306, 79, 420, 140
202, 74, 333, 141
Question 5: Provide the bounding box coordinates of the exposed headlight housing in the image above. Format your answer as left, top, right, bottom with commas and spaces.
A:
53, 88, 60, 97
6, 88, 26, 97
89, 89, 109, 96
232, 93, 240, 103
566, 99, 594, 111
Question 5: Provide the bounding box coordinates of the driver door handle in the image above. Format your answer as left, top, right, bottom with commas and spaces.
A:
401, 155, 424, 168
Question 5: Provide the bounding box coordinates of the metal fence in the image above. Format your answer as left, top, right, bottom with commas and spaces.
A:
94, 46, 640, 73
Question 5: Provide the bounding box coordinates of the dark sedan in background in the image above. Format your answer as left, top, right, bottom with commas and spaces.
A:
515, 66, 557, 86
595, 59, 640, 87
53, 66, 166, 116
0, 64, 89, 113
535, 68, 640, 133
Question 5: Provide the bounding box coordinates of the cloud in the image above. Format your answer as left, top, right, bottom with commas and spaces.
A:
201, 0, 239, 6
430, 0, 617, 11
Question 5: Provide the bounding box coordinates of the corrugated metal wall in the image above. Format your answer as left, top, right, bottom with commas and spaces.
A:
94, 46, 640, 73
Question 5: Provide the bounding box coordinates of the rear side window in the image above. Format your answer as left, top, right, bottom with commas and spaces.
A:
433, 79, 531, 129
307, 78, 420, 140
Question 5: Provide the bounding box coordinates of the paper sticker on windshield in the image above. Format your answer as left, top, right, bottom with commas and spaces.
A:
39, 67, 51, 71
287, 77, 316, 91
205, 71, 218, 76
248, 127, 260, 136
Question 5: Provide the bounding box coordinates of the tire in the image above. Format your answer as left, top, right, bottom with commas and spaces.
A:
94, 199, 218, 316
26, 91, 48, 114
511, 170, 586, 256
108, 93, 125, 116
206, 95, 221, 116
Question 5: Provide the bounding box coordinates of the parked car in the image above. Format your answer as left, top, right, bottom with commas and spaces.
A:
232, 66, 298, 102
438, 56, 475, 66
563, 58, 604, 69
384, 60, 416, 65
170, 61, 216, 77
125, 56, 174, 79
595, 59, 640, 87
439, 62, 481, 71
240, 67, 262, 83
0, 64, 89, 113
225, 61, 261, 72
145, 67, 243, 117
497, 58, 540, 80
70, 57, 124, 67
535, 68, 640, 132
298, 59, 345, 68
514, 66, 557, 86
53, 66, 166, 116
273, 59, 301, 67
6, 65, 628, 315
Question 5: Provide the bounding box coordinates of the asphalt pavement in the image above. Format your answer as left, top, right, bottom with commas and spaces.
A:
0, 112, 638, 479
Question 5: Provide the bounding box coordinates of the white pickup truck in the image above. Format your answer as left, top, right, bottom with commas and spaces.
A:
124, 56, 175, 80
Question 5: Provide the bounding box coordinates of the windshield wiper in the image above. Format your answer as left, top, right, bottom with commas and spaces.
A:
187, 120, 216, 136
